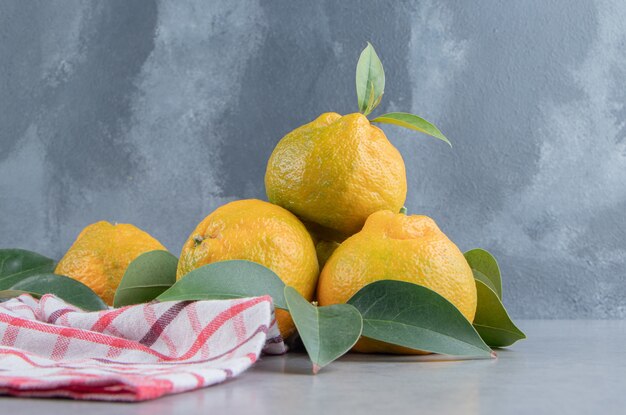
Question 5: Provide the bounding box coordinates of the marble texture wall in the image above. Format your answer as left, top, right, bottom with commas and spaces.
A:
1, 0, 624, 318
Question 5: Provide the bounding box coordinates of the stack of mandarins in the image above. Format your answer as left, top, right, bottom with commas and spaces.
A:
55, 44, 476, 353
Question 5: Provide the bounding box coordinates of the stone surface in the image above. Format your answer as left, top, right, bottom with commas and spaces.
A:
0, 320, 624, 414
0, 1, 625, 318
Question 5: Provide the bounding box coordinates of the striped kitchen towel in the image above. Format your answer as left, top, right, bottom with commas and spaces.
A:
0, 294, 285, 401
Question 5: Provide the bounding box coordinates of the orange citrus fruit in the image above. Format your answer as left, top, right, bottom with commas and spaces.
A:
317, 210, 476, 353
265, 112, 407, 240
176, 199, 319, 339
55, 221, 167, 305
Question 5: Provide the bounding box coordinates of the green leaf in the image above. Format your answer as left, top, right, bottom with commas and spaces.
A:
284, 286, 362, 374
356, 42, 385, 116
471, 269, 498, 294
399, 206, 408, 214
371, 112, 451, 146
8, 273, 108, 311
465, 248, 502, 299
113, 250, 178, 308
0, 249, 56, 289
348, 280, 492, 357
157, 260, 288, 310
473, 280, 525, 347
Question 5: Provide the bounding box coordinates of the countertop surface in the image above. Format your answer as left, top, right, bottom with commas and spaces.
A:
1, 320, 624, 414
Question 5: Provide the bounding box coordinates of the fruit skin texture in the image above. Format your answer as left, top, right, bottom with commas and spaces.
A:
55, 221, 167, 305
177, 199, 319, 339
265, 112, 407, 239
317, 210, 477, 354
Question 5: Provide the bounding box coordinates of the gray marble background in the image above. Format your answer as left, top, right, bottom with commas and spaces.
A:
1, 1, 624, 318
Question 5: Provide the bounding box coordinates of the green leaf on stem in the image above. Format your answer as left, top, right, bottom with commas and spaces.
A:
157, 260, 288, 310
348, 280, 492, 357
284, 286, 362, 374
473, 279, 525, 347
0, 249, 56, 289
465, 248, 502, 299
6, 273, 108, 311
371, 112, 451, 146
113, 250, 178, 307
356, 42, 385, 116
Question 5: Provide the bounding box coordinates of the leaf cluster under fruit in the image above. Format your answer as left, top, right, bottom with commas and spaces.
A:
0, 246, 524, 374
0, 249, 106, 311
356, 42, 451, 146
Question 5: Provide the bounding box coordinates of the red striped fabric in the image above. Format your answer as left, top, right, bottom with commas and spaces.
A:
0, 294, 285, 401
